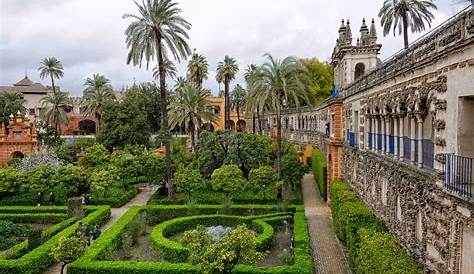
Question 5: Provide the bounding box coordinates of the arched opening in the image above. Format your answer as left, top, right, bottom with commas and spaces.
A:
237, 120, 246, 132
78, 120, 96, 135
202, 122, 214, 132
11, 151, 24, 159
354, 63, 365, 80
229, 120, 236, 132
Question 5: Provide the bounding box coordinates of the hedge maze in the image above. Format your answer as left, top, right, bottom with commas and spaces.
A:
0, 205, 111, 274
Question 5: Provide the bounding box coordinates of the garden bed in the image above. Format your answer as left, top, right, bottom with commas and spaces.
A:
68, 205, 312, 274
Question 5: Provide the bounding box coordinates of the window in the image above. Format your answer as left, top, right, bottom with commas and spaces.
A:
354, 63, 365, 80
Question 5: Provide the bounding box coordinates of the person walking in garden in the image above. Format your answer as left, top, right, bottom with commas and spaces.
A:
36, 192, 43, 206
49, 192, 56, 206
91, 225, 101, 240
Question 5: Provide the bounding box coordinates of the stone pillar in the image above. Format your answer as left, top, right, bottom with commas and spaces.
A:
394, 116, 398, 158
399, 116, 404, 160
374, 117, 379, 152
381, 116, 385, 153
410, 116, 416, 164
417, 114, 423, 168
326, 99, 344, 207
365, 116, 370, 150
386, 116, 389, 154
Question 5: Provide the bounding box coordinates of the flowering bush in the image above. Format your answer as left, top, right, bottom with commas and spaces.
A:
14, 151, 60, 172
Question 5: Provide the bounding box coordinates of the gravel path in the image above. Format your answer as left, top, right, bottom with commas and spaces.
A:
302, 173, 351, 274
43, 185, 157, 274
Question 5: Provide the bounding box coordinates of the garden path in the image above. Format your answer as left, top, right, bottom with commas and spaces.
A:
302, 173, 351, 274
43, 185, 157, 274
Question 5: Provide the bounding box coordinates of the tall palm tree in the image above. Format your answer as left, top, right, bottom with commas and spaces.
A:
38, 57, 64, 94
244, 64, 264, 134
123, 0, 192, 196
81, 74, 116, 133
169, 83, 217, 152
39, 91, 72, 135
378, 0, 437, 49
153, 58, 178, 80
0, 92, 26, 125
253, 54, 310, 180
230, 84, 246, 131
187, 52, 209, 87
216, 56, 238, 131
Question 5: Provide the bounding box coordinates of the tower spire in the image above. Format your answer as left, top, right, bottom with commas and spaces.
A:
345, 19, 352, 45
369, 18, 377, 44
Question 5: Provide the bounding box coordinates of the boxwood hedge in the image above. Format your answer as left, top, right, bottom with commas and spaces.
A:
311, 148, 327, 200
68, 205, 312, 274
330, 180, 422, 273
0, 205, 111, 274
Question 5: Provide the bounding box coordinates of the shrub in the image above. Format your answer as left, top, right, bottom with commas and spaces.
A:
174, 165, 205, 201
137, 152, 166, 185
211, 164, 247, 203
0, 167, 23, 195
311, 148, 327, 200
50, 235, 88, 274
78, 144, 110, 168
28, 227, 43, 251
55, 164, 88, 197
14, 152, 61, 171
90, 186, 139, 208
281, 154, 307, 188
355, 228, 422, 274
24, 164, 57, 193
248, 166, 279, 199
90, 167, 120, 195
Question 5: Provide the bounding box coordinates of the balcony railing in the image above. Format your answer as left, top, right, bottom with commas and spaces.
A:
443, 154, 473, 201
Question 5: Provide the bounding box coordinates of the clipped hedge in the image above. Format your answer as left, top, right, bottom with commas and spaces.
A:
311, 148, 327, 200
69, 205, 312, 274
330, 181, 421, 273
0, 205, 111, 274
0, 213, 69, 224
90, 186, 139, 208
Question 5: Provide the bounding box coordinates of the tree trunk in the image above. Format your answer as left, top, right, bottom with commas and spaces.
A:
224, 78, 230, 131
156, 33, 174, 197
95, 112, 100, 133
190, 121, 196, 153
236, 107, 240, 131
50, 74, 56, 95
196, 119, 202, 154
402, 14, 409, 49
276, 92, 282, 181
60, 261, 67, 274
256, 106, 262, 135
252, 113, 256, 134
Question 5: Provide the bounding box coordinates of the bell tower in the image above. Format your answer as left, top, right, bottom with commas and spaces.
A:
331, 18, 382, 90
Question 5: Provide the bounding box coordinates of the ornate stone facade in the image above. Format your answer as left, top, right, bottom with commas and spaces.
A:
0, 113, 37, 165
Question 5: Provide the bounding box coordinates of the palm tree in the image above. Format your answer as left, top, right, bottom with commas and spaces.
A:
378, 0, 437, 49
253, 54, 310, 180
230, 84, 246, 131
187, 52, 209, 87
153, 58, 178, 80
244, 64, 264, 134
216, 56, 238, 131
169, 83, 217, 152
123, 0, 192, 197
0, 92, 26, 125
39, 91, 72, 135
81, 74, 116, 133
38, 57, 64, 94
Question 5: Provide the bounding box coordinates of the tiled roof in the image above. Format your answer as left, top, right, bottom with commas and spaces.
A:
14, 76, 34, 86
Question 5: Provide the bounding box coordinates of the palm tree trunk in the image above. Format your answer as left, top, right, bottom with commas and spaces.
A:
276, 93, 282, 181
252, 113, 256, 134
236, 107, 240, 131
224, 79, 230, 131
402, 14, 409, 49
257, 106, 262, 135
50, 75, 56, 94
190, 121, 196, 153
95, 113, 100, 134
156, 33, 174, 197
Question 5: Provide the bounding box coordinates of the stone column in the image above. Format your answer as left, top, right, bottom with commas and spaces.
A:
385, 117, 390, 154
410, 116, 416, 164
381, 116, 386, 153
399, 116, 404, 160
417, 114, 423, 168
365, 116, 370, 150
374, 116, 380, 151
394, 116, 398, 159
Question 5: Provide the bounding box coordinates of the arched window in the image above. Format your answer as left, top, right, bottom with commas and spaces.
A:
354, 63, 365, 80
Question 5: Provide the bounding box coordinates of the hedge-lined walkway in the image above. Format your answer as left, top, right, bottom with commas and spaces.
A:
43, 185, 157, 274
302, 173, 350, 274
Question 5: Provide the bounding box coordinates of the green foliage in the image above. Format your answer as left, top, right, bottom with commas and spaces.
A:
248, 166, 279, 199
174, 165, 205, 201
0, 220, 29, 250
0, 167, 23, 194
50, 235, 88, 263
355, 228, 423, 274
55, 164, 88, 197
78, 144, 110, 168
24, 164, 56, 193
97, 92, 151, 150
281, 154, 307, 187
0, 92, 26, 126
137, 152, 166, 185
311, 148, 327, 200
90, 167, 120, 195
330, 181, 421, 273
68, 197, 85, 219
90, 186, 139, 208
211, 164, 247, 200
300, 58, 333, 105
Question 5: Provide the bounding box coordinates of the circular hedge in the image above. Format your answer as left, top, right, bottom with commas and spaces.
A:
151, 214, 291, 263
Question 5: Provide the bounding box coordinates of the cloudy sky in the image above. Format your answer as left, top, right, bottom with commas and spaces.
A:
0, 0, 470, 96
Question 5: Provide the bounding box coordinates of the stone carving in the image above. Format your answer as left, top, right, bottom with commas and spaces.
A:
434, 99, 447, 111
435, 137, 446, 147
434, 119, 446, 131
